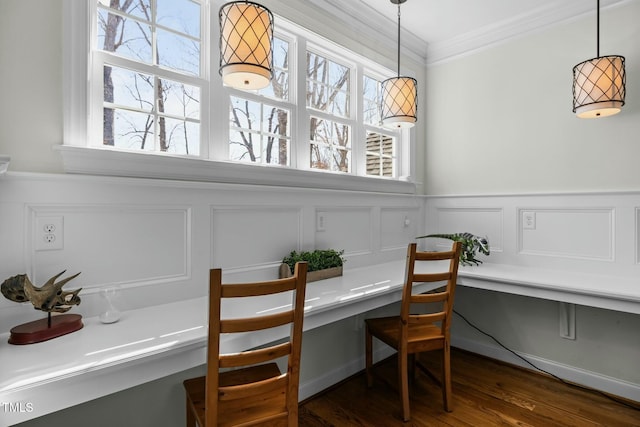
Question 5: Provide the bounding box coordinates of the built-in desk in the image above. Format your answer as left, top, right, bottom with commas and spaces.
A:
2, 261, 639, 425
457, 263, 640, 315
0, 260, 426, 425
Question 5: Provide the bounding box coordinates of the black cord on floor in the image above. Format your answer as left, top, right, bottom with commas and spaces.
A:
453, 308, 640, 411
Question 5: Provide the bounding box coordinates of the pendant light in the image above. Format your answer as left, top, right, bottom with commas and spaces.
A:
381, 0, 417, 129
572, 0, 625, 118
219, 1, 274, 90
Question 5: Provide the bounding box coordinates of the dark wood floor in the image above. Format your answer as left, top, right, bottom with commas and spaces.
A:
299, 348, 640, 426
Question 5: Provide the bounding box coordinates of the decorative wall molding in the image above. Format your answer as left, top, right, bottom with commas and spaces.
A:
425, 192, 638, 279
380, 207, 420, 252
211, 205, 303, 273
26, 204, 191, 292
517, 208, 614, 261
315, 207, 374, 256
1, 173, 422, 331
433, 207, 504, 252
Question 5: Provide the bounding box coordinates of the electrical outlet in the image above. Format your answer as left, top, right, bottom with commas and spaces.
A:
523, 211, 536, 230
35, 216, 64, 251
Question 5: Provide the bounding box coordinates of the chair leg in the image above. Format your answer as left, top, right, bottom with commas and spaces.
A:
398, 351, 410, 422
186, 397, 195, 427
442, 345, 452, 412
365, 324, 373, 387
409, 353, 416, 385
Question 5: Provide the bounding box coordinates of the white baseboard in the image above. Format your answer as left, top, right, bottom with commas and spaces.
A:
299, 337, 640, 404
452, 336, 640, 403
299, 346, 396, 400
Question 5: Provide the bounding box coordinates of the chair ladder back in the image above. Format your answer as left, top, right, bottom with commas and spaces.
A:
220, 342, 292, 368
220, 310, 295, 333
400, 242, 462, 330
220, 277, 298, 298
200, 262, 308, 427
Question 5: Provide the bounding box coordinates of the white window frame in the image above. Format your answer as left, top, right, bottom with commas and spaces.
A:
60, 0, 416, 194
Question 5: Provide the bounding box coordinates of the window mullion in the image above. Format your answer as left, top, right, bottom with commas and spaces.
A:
354, 64, 365, 177
295, 35, 309, 171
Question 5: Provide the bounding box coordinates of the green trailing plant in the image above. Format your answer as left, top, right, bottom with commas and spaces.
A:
282, 249, 346, 273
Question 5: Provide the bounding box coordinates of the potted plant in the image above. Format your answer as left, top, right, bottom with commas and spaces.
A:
280, 249, 346, 282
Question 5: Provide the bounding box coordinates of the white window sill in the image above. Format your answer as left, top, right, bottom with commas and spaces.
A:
55, 146, 416, 194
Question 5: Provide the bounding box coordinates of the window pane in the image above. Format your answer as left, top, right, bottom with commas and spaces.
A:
328, 61, 349, 87
263, 135, 288, 165
366, 132, 395, 177
157, 0, 200, 38
310, 116, 351, 172
162, 117, 200, 155
104, 66, 154, 111
330, 90, 349, 117
106, 108, 155, 150
363, 76, 381, 125
157, 29, 200, 75
258, 37, 289, 101
229, 129, 259, 163
306, 51, 350, 117
160, 78, 200, 119
97, 9, 152, 63
230, 97, 290, 166
97, 0, 151, 21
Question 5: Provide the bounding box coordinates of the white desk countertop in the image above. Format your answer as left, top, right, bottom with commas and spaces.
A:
0, 260, 418, 425
1, 260, 638, 425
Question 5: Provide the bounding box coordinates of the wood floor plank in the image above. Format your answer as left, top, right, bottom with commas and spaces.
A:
300, 348, 640, 426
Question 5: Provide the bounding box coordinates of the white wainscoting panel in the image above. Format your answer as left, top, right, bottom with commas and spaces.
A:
518, 208, 614, 261
0, 172, 423, 333
380, 207, 420, 251
433, 207, 503, 253
315, 207, 373, 255
28, 205, 191, 290
425, 191, 639, 278
211, 206, 302, 271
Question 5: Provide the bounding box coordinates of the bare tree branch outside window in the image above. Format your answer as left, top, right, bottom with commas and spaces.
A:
98, 0, 201, 155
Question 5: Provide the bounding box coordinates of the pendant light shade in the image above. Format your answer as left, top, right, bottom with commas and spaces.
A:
381, 0, 417, 129
381, 76, 418, 129
572, 0, 625, 118
219, 1, 274, 90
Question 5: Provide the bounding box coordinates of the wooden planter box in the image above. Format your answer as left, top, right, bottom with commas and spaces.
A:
279, 264, 342, 283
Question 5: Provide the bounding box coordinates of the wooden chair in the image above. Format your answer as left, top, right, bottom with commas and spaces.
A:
183, 262, 307, 426
365, 241, 462, 422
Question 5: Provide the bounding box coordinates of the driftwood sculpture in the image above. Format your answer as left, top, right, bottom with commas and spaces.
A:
1, 271, 82, 313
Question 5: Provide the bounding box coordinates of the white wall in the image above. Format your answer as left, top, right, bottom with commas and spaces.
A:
425, 1, 640, 195
419, 0, 640, 405
0, 0, 64, 173
2, 1, 640, 426
424, 191, 640, 398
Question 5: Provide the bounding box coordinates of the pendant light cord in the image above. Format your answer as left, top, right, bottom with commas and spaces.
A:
396, 2, 401, 77
596, 0, 600, 57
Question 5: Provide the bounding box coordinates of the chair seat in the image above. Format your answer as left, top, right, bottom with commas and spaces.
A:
365, 316, 445, 352
184, 363, 288, 427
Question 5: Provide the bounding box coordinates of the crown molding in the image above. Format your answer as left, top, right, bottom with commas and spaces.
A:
425, 0, 631, 65
309, 0, 631, 67
307, 0, 428, 65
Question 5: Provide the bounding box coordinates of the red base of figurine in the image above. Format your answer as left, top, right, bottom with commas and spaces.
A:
8, 314, 83, 345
